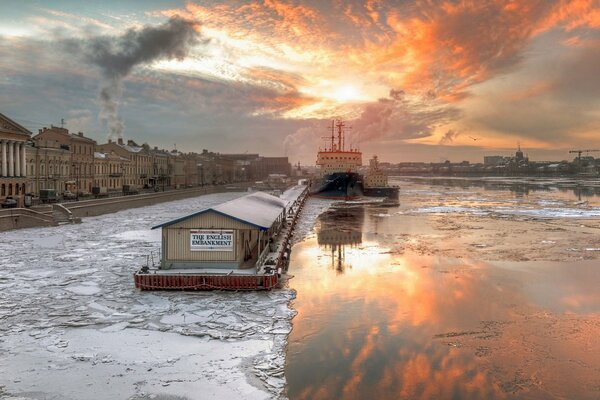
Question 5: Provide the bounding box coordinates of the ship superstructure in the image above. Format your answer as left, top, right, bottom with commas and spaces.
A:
363, 156, 387, 187
311, 120, 363, 199
363, 155, 399, 199
316, 120, 362, 175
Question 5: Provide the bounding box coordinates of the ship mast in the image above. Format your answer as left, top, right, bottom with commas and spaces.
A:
331, 120, 335, 151
321, 119, 354, 152
336, 120, 345, 151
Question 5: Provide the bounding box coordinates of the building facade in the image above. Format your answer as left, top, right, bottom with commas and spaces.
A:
249, 156, 291, 180
169, 151, 186, 188
33, 126, 96, 194
94, 151, 131, 190
148, 147, 171, 189
0, 113, 32, 203
27, 135, 71, 195
96, 139, 152, 188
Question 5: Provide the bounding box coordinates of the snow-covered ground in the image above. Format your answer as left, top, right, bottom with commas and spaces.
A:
0, 191, 321, 400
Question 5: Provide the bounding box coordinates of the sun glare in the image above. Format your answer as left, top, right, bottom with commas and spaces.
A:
332, 85, 363, 102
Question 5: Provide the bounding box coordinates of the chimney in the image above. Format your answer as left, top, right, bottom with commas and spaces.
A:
118, 138, 124, 145
78, 132, 83, 137
108, 139, 112, 144
38, 129, 42, 134
154, 146, 158, 150
127, 140, 134, 146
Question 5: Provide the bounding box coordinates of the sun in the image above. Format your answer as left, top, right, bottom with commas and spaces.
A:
331, 85, 363, 102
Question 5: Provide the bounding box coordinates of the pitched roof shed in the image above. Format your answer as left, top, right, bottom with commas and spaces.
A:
152, 192, 286, 231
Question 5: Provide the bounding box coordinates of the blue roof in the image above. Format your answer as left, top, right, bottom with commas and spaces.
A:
152, 192, 286, 231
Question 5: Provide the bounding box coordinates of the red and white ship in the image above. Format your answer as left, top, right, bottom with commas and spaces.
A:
311, 120, 363, 199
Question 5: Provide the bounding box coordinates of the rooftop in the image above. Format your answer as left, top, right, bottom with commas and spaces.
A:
152, 191, 287, 231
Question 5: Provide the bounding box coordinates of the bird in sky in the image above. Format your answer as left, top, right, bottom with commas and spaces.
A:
469, 136, 481, 141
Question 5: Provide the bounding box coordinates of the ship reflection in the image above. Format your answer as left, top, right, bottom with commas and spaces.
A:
316, 207, 363, 273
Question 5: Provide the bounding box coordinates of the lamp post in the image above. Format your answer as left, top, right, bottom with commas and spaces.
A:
121, 164, 125, 193
72, 163, 79, 201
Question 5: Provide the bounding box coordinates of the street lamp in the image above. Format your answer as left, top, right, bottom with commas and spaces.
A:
71, 163, 79, 201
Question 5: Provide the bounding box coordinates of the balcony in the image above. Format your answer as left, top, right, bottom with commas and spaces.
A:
140, 174, 148, 178
109, 172, 123, 177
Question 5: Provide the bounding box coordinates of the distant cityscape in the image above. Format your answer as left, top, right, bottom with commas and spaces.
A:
0, 112, 291, 206
371, 146, 600, 177
2, 108, 599, 207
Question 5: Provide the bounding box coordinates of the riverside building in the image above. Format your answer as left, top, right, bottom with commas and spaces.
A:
0, 112, 32, 205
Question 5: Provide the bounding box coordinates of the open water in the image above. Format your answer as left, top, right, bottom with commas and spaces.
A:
285, 177, 600, 400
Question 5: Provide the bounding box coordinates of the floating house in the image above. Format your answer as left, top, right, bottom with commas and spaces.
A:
134, 185, 308, 290
151, 192, 287, 271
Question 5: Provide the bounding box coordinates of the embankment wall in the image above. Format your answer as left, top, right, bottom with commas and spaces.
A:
0, 184, 250, 232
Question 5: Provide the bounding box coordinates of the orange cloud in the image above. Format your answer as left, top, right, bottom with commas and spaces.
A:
160, 1, 598, 109
538, 0, 600, 33
509, 81, 554, 101
154, 0, 599, 151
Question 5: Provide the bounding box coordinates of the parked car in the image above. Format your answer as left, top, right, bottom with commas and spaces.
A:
62, 190, 77, 200
91, 186, 108, 198
122, 185, 139, 195
1, 196, 18, 208
39, 189, 59, 203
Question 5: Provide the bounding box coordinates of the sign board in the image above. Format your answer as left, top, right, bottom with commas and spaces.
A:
190, 229, 234, 252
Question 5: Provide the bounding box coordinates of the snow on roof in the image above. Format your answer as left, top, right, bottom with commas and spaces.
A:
280, 185, 307, 207
94, 152, 106, 159
152, 192, 286, 231
120, 144, 144, 153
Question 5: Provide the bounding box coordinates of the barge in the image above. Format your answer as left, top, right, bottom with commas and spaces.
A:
133, 184, 308, 290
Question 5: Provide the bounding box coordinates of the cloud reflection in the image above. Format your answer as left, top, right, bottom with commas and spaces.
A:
286, 203, 600, 399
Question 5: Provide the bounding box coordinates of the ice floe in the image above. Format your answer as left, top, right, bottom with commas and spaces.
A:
0, 191, 321, 400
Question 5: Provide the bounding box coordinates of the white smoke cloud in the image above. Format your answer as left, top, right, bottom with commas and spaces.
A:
66, 17, 201, 139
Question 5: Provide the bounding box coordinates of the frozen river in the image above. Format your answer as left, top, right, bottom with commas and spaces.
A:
0, 192, 300, 400
1, 178, 599, 399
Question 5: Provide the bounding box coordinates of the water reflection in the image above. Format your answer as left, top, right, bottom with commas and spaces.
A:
317, 208, 363, 273
285, 202, 600, 400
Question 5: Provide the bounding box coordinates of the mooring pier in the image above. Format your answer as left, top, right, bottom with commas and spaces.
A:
133, 184, 309, 290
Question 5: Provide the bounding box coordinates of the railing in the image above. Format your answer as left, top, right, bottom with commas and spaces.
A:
256, 244, 271, 268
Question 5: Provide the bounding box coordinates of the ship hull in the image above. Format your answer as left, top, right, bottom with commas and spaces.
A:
310, 172, 363, 199
363, 186, 399, 199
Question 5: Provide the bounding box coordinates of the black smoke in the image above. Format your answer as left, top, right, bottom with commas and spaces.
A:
439, 129, 460, 144
70, 17, 200, 139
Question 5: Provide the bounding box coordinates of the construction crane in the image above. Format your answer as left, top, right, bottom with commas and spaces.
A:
568, 149, 600, 162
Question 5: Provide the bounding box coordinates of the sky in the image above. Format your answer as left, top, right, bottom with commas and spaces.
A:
0, 0, 598, 164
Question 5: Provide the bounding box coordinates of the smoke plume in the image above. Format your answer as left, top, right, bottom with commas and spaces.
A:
439, 129, 460, 144
76, 17, 200, 139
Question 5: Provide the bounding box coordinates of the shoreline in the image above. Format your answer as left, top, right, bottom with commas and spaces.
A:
0, 183, 252, 232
